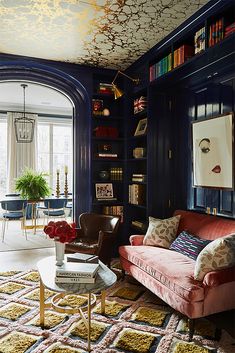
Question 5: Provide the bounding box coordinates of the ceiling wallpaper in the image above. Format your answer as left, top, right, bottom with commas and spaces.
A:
0, 0, 208, 70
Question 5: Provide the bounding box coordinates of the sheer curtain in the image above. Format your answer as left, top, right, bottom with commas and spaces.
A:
7, 112, 38, 193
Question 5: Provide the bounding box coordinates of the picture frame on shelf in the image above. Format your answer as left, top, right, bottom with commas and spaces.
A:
192, 112, 234, 189
92, 99, 103, 115
95, 183, 114, 199
134, 118, 147, 136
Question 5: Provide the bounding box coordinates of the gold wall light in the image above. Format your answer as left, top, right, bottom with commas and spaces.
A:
111, 71, 140, 99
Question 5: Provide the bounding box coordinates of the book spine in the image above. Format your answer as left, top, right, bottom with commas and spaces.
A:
55, 271, 95, 278
55, 276, 95, 284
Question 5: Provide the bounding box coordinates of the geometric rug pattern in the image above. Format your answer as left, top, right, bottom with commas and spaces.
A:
0, 269, 234, 353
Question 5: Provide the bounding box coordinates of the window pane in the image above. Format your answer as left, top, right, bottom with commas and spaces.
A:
37, 124, 50, 187
53, 125, 72, 193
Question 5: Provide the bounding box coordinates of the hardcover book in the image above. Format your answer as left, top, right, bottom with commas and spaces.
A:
67, 253, 99, 264
55, 276, 96, 284
56, 262, 99, 278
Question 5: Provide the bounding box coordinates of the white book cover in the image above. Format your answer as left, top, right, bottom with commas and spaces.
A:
55, 276, 96, 284
56, 262, 99, 278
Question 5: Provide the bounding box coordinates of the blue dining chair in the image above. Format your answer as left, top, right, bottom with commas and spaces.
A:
1, 199, 27, 242
43, 198, 67, 223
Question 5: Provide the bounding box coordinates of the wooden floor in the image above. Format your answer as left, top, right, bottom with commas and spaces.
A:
0, 248, 234, 338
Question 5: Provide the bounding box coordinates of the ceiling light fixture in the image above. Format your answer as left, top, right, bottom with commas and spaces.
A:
14, 84, 35, 143
111, 71, 140, 100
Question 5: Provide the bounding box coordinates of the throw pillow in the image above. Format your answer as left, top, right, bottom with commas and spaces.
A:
169, 231, 211, 261
143, 215, 181, 248
194, 234, 235, 281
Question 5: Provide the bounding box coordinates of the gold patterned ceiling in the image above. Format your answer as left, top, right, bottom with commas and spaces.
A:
0, 0, 208, 70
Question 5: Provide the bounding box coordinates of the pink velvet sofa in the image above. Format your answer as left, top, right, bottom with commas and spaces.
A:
119, 210, 235, 321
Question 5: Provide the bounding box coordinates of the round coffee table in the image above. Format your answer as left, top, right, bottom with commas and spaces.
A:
37, 255, 117, 352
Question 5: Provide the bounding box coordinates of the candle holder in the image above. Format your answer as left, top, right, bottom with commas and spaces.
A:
56, 171, 60, 198
64, 171, 68, 198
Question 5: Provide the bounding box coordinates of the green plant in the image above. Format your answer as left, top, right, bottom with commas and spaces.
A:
15, 169, 51, 200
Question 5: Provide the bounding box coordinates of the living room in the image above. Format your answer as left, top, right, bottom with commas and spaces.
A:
0, 0, 234, 352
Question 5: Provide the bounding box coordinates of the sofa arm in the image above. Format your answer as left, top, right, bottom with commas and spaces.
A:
203, 266, 235, 287
129, 234, 145, 246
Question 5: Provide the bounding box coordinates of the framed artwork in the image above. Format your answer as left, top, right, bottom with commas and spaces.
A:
192, 112, 234, 189
134, 118, 147, 136
95, 183, 113, 199
92, 99, 103, 115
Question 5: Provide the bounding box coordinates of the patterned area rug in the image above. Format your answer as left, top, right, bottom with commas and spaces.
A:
0, 267, 234, 353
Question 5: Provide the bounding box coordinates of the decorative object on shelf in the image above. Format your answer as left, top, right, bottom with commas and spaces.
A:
64, 165, 68, 198
97, 143, 118, 158
134, 118, 147, 136
14, 84, 35, 143
99, 170, 110, 180
134, 96, 147, 114
44, 220, 76, 266
92, 99, 103, 116
133, 147, 146, 158
93, 126, 119, 138
194, 27, 206, 54
15, 168, 50, 200
103, 108, 110, 116
95, 183, 114, 199
56, 169, 60, 198
192, 112, 234, 189
111, 70, 140, 100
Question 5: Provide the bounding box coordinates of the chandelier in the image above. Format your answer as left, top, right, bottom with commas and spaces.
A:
14, 84, 35, 143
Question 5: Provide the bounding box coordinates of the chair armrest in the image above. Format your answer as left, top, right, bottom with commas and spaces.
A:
129, 234, 145, 246
203, 265, 235, 287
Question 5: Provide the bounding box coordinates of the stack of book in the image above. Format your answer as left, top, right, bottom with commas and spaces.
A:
98, 83, 114, 95
225, 22, 235, 38
208, 18, 224, 47
132, 173, 146, 182
55, 262, 99, 284
128, 184, 145, 205
194, 27, 206, 54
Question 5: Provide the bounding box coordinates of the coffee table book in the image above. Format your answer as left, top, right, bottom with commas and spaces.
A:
67, 253, 99, 264
55, 275, 96, 284
55, 262, 99, 278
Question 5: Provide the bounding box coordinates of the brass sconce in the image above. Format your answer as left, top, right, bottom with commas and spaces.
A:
111, 71, 140, 100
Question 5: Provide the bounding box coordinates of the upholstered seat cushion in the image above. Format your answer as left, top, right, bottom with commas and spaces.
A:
119, 245, 204, 302
3, 212, 23, 219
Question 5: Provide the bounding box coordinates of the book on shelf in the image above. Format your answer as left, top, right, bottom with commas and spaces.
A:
128, 184, 145, 205
96, 197, 117, 201
208, 18, 224, 47
194, 27, 206, 54
96, 153, 118, 158
131, 220, 148, 231
56, 262, 99, 278
67, 253, 99, 264
110, 167, 123, 181
225, 22, 235, 37
103, 205, 124, 222
55, 276, 96, 284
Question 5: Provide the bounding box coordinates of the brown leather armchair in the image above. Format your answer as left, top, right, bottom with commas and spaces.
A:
65, 213, 120, 267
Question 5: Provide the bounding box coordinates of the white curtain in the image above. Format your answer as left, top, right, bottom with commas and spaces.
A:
7, 112, 38, 193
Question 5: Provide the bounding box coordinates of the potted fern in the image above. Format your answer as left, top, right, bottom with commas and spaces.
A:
15, 168, 51, 200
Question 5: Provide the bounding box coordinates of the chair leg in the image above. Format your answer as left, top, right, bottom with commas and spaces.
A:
188, 318, 195, 341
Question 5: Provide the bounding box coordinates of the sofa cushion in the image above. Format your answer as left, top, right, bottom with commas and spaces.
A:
194, 234, 235, 280
143, 215, 181, 248
119, 245, 204, 302
169, 231, 211, 260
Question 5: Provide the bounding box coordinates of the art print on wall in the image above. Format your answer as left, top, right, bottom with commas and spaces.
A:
192, 112, 234, 189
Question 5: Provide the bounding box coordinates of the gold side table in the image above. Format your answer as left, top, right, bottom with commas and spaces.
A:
37, 255, 117, 352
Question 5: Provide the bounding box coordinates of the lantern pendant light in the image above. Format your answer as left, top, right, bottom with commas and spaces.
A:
14, 84, 35, 143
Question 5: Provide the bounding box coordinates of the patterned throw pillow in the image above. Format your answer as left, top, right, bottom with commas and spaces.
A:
169, 231, 211, 260
143, 215, 181, 248
194, 234, 235, 281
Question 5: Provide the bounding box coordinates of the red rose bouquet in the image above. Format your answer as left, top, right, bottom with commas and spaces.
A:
44, 220, 76, 243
